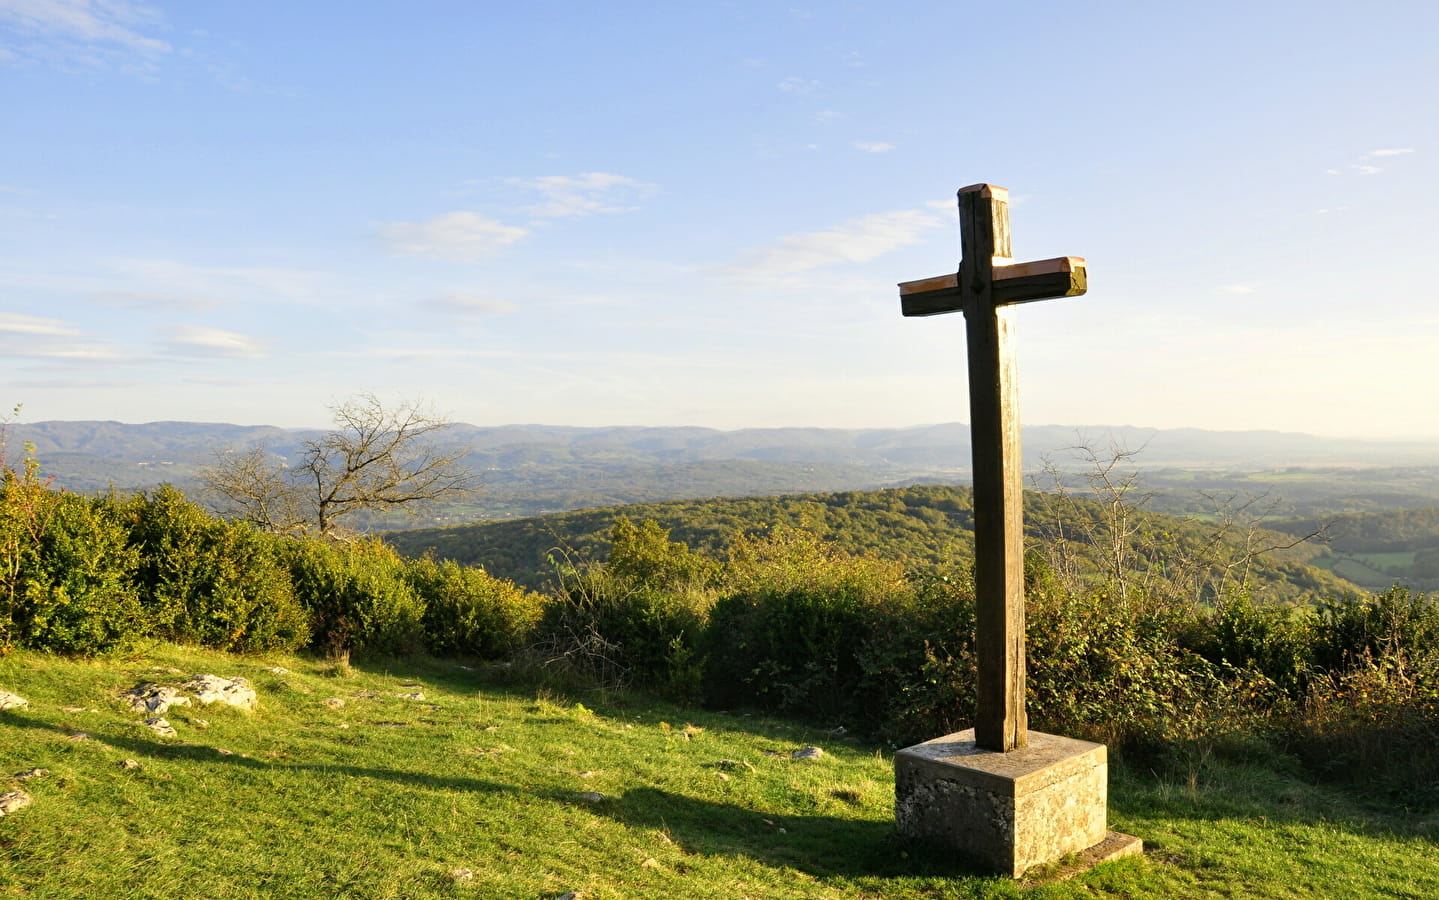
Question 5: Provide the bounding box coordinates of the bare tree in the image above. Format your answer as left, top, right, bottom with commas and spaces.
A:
1029, 438, 1327, 607
202, 394, 477, 537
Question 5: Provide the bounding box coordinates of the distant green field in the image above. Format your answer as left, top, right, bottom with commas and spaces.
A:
1312, 549, 1437, 592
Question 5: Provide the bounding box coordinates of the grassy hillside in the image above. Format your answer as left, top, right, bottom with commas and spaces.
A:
384, 484, 1355, 601
3, 645, 1438, 899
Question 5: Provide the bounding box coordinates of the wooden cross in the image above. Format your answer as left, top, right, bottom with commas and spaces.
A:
899, 183, 1086, 753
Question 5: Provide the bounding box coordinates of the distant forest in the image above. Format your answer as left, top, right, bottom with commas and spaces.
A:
384, 484, 1356, 603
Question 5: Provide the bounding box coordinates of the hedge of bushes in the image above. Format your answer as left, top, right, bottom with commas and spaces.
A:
4, 448, 1436, 805
0, 469, 538, 660
538, 519, 1439, 805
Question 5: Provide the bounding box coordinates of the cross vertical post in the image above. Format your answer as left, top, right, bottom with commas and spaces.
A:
961, 185, 1027, 752
899, 183, 1087, 753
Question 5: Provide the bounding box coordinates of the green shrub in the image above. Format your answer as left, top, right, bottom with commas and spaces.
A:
852, 570, 977, 742
286, 539, 425, 657
705, 528, 913, 722
539, 565, 709, 697
1312, 587, 1439, 674
606, 516, 718, 591
6, 491, 142, 654
1287, 651, 1439, 805
1191, 594, 1315, 696
408, 557, 541, 658
118, 486, 309, 653
532, 519, 715, 697
1025, 583, 1239, 755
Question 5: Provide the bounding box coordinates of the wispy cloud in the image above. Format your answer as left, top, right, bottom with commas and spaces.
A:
419, 294, 519, 316
1326, 148, 1417, 176
378, 211, 529, 262
508, 172, 656, 219
0, 311, 81, 336
162, 325, 268, 359
90, 289, 221, 310
1214, 283, 1257, 295
778, 76, 819, 94
723, 208, 945, 283
0, 0, 171, 69
0, 313, 128, 362
853, 141, 894, 153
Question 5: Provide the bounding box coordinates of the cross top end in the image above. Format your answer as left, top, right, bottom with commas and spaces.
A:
959, 183, 1007, 201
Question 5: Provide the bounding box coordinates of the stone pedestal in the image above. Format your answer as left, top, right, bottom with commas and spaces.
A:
894, 729, 1141, 878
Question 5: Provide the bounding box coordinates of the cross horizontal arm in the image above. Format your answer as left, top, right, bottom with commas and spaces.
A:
899, 256, 1087, 318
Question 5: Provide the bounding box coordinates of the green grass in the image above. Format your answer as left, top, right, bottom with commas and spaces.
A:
2, 646, 1437, 899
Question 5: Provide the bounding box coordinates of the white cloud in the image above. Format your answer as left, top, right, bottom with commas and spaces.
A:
778, 76, 819, 94
508, 172, 656, 219
420, 294, 519, 316
1326, 148, 1416, 177
163, 325, 267, 359
724, 208, 945, 282
378, 211, 529, 261
0, 0, 171, 67
0, 311, 81, 336
853, 141, 895, 153
1214, 283, 1257, 295
30, 344, 127, 361
0, 315, 128, 362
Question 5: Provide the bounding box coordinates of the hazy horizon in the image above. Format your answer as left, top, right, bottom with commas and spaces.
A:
11, 413, 1439, 447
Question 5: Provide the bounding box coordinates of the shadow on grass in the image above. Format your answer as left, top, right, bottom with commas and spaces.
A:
2, 711, 518, 797
559, 785, 984, 880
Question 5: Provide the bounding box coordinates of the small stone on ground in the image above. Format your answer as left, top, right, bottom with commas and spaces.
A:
0, 691, 29, 710
0, 791, 32, 816
791, 746, 824, 759
144, 716, 177, 737
14, 769, 49, 780
120, 683, 191, 714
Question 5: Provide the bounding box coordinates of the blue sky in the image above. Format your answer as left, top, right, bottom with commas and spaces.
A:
2, 1, 1434, 438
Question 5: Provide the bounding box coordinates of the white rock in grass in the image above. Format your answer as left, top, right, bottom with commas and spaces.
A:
119, 759, 141, 770
322, 698, 346, 709
144, 717, 177, 737
0, 791, 31, 816
186, 675, 257, 710
120, 684, 190, 714
0, 691, 28, 710
13, 769, 49, 780
791, 746, 824, 760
